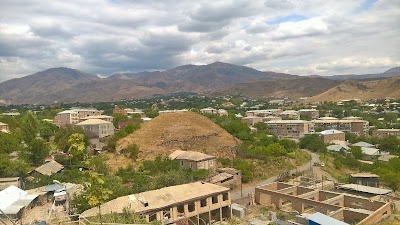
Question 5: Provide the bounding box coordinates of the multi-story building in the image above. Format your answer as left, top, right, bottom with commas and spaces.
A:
299, 109, 319, 120
372, 129, 400, 138
54, 108, 102, 127
246, 109, 283, 117
266, 120, 314, 138
76, 119, 114, 138
279, 110, 300, 120
349, 173, 379, 187
80, 182, 231, 225
313, 119, 369, 136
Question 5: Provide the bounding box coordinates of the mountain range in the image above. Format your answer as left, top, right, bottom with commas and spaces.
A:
0, 62, 399, 104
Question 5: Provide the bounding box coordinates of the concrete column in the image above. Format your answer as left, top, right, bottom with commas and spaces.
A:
172, 206, 178, 221
184, 203, 189, 217
271, 195, 282, 209
219, 208, 222, 223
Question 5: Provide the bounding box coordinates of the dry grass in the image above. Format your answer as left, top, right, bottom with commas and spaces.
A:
104, 152, 136, 172
117, 112, 240, 160
308, 77, 400, 102
319, 154, 357, 182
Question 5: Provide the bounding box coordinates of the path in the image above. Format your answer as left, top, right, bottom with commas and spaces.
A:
231, 150, 322, 200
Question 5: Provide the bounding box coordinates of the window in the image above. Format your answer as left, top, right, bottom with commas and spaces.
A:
223, 193, 229, 201
201, 199, 207, 207
177, 205, 184, 213
212, 195, 218, 204
188, 202, 195, 212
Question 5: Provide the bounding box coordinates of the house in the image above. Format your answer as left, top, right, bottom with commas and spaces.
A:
159, 109, 189, 114
33, 160, 64, 176
209, 168, 242, 188
299, 109, 319, 120
320, 130, 345, 144
372, 129, 400, 138
2, 109, 20, 117
0, 122, 10, 133
0, 177, 21, 190
360, 147, 389, 161
76, 119, 114, 138
200, 108, 228, 116
80, 182, 231, 225
349, 173, 379, 187
0, 186, 39, 220
326, 144, 349, 155
336, 184, 392, 198
169, 150, 216, 171
313, 119, 369, 136
54, 108, 103, 127
266, 120, 314, 139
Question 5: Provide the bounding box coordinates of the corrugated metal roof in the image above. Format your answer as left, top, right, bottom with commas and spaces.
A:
307, 212, 349, 225
0, 186, 27, 211
35, 160, 64, 176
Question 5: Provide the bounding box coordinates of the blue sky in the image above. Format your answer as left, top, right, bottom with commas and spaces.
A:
0, 0, 398, 81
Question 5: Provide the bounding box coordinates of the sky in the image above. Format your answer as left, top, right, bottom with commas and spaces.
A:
0, 0, 399, 82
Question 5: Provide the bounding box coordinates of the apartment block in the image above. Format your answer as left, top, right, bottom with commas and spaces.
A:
246, 109, 283, 117
299, 109, 320, 120
313, 119, 369, 136
54, 108, 102, 127
372, 129, 400, 138
266, 120, 314, 138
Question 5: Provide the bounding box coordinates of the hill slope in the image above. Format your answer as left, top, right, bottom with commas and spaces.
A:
307, 77, 400, 102
117, 112, 240, 160
216, 77, 341, 99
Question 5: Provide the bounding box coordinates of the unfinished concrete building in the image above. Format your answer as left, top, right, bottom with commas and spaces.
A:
80, 182, 231, 225
255, 182, 391, 224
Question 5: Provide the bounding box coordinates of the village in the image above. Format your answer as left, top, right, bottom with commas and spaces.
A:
0, 95, 400, 225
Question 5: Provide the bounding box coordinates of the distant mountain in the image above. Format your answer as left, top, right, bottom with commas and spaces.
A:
215, 77, 342, 99
307, 77, 400, 102
110, 61, 297, 92
0, 67, 100, 104
0, 63, 399, 104
328, 67, 400, 80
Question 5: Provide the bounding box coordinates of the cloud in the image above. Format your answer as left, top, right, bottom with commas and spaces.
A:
0, 0, 398, 82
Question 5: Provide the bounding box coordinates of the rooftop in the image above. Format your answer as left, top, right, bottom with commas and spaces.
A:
266, 120, 309, 124
307, 212, 349, 225
81, 182, 229, 217
337, 184, 392, 195
350, 173, 379, 178
34, 160, 64, 176
76, 118, 113, 125
169, 150, 215, 161
320, 129, 344, 135
353, 141, 375, 148
378, 154, 399, 162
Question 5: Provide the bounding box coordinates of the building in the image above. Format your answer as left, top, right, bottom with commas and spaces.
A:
378, 154, 399, 162
255, 182, 391, 224
352, 141, 374, 148
80, 182, 231, 225
76, 119, 114, 138
0, 186, 39, 220
54, 108, 102, 127
349, 173, 379, 187
372, 129, 400, 138
326, 145, 349, 155
299, 109, 320, 120
246, 109, 283, 117
279, 110, 300, 120
0, 177, 21, 191
200, 108, 228, 116
79, 115, 113, 123
209, 168, 242, 188
320, 130, 345, 144
266, 120, 314, 138
33, 160, 64, 176
0, 122, 10, 133
313, 119, 369, 136
306, 212, 349, 225
159, 109, 189, 114
336, 184, 392, 198
169, 150, 216, 171
241, 116, 263, 126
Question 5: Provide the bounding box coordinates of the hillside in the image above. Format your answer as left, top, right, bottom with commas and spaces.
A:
329, 67, 400, 80
117, 112, 240, 160
307, 77, 400, 102
215, 77, 341, 99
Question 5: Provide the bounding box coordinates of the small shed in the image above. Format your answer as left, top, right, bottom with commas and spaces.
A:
33, 160, 64, 176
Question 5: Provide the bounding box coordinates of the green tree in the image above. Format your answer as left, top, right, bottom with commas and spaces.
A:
68, 133, 87, 164
112, 113, 129, 128
350, 147, 363, 159
299, 134, 326, 152
384, 112, 398, 123
84, 173, 113, 224
24, 138, 50, 165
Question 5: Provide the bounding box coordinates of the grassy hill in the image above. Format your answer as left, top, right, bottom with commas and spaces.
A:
117, 112, 240, 160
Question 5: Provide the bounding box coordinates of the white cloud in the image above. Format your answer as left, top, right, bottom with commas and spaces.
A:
0, 0, 398, 82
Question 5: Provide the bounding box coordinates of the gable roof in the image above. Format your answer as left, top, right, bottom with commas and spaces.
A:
353, 141, 374, 148
169, 150, 215, 161
0, 186, 27, 211
327, 144, 349, 152
34, 160, 64, 176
